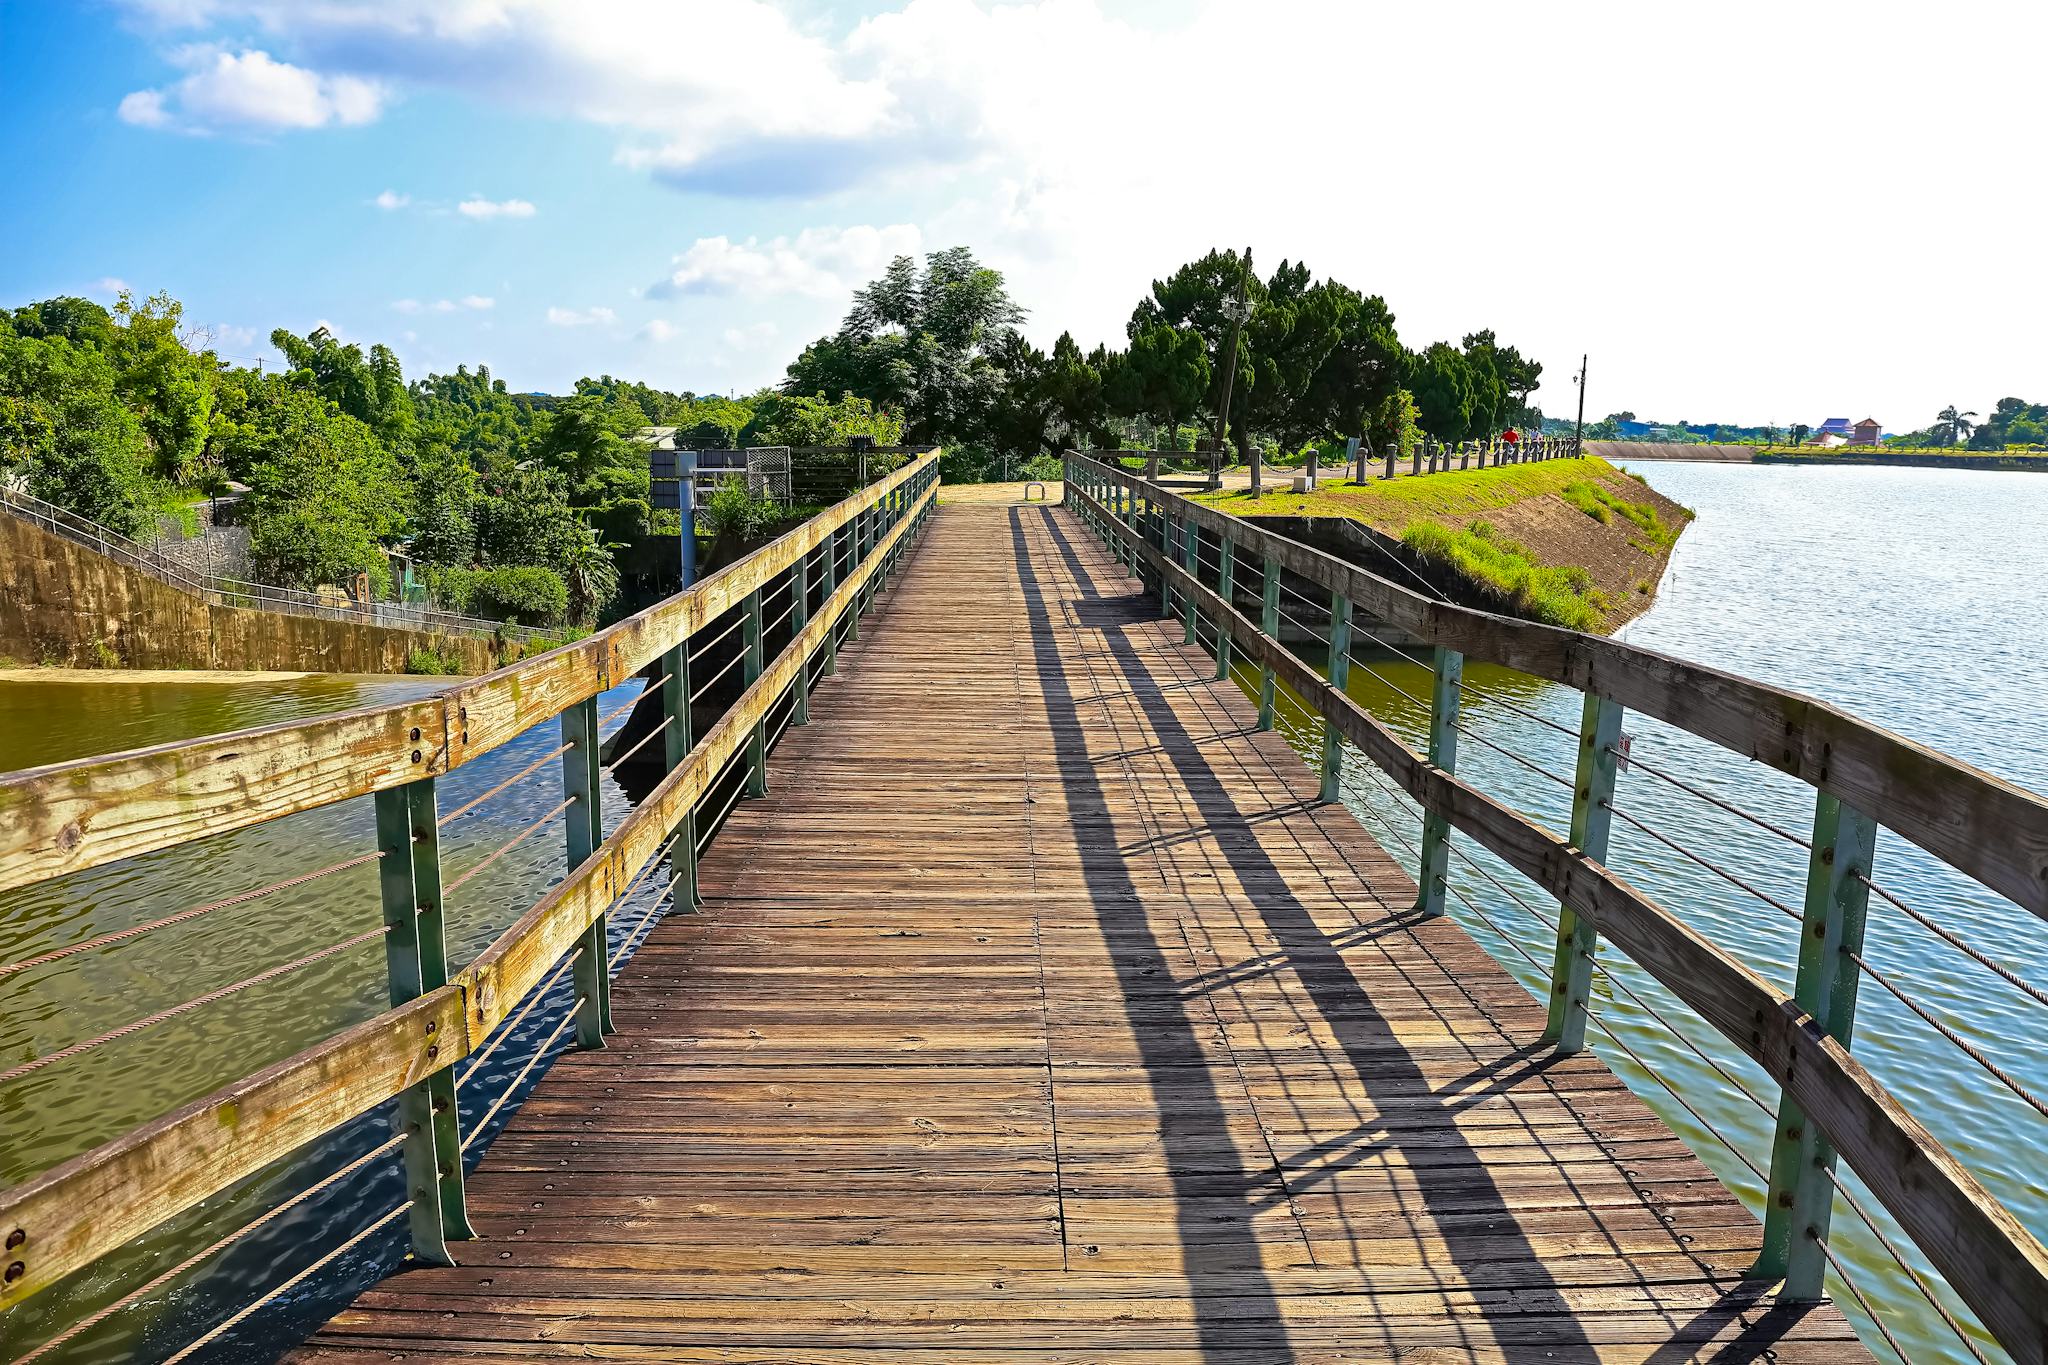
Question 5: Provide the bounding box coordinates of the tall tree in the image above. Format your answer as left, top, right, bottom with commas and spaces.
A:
1107, 325, 1211, 442
1408, 342, 1478, 441
1932, 405, 1977, 447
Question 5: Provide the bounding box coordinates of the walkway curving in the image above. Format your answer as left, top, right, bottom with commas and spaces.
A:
294, 501, 1864, 1361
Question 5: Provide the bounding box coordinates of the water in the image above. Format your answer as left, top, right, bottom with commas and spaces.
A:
7, 464, 2048, 1361
0, 669, 660, 1363
1252, 462, 2048, 1363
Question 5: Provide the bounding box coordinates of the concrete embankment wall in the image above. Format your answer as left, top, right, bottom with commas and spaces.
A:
1584, 441, 1753, 463
1, 513, 501, 674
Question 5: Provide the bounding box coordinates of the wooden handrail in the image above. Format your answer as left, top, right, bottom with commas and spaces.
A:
1067, 454, 2048, 922
0, 455, 937, 897
0, 461, 938, 1313
1065, 458, 2048, 1361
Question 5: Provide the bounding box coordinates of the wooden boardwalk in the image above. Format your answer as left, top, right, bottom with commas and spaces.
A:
297, 502, 1864, 1361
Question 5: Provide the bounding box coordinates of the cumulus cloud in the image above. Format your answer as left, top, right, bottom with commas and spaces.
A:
647, 224, 919, 300
546, 305, 615, 328
93, 277, 131, 298
457, 196, 536, 220
373, 188, 409, 210
120, 48, 384, 133
459, 294, 494, 310
637, 319, 679, 343
395, 295, 493, 314
722, 322, 778, 352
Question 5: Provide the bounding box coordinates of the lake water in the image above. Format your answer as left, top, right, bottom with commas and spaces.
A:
1262, 461, 2048, 1364
5, 462, 2047, 1362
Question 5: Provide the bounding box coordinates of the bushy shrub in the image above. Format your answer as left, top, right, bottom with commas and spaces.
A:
468, 565, 568, 626
1021, 453, 1064, 482
700, 475, 781, 543
1402, 519, 1607, 632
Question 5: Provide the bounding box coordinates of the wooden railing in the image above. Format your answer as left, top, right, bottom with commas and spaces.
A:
1063, 452, 2048, 1363
0, 456, 939, 1347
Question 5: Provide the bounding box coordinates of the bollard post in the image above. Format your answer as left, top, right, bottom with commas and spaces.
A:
375, 777, 472, 1263
1753, 792, 1879, 1298
1318, 591, 1351, 802
559, 696, 614, 1046
1258, 556, 1280, 730
1541, 693, 1625, 1051
1214, 535, 1235, 680
742, 589, 767, 796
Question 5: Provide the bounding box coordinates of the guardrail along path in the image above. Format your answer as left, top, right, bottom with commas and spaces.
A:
296, 501, 1862, 1360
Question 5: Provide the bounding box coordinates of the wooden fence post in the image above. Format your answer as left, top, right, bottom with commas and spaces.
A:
375, 777, 472, 1264
1318, 590, 1351, 802
1215, 535, 1235, 680
1411, 646, 1464, 915
1542, 693, 1624, 1051
1754, 792, 1879, 1298
559, 696, 614, 1047
742, 588, 767, 796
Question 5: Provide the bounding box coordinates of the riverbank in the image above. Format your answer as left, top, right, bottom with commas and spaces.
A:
1195, 456, 1692, 632
1754, 446, 2048, 471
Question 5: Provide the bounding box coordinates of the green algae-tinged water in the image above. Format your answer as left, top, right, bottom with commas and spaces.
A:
0, 669, 655, 1364
1244, 462, 2048, 1364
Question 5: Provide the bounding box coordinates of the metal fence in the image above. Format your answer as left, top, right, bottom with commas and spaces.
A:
1, 486, 546, 644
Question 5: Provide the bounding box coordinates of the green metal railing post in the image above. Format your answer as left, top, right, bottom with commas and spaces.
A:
559, 696, 613, 1047
1318, 592, 1351, 802
1122, 482, 1140, 579
822, 526, 840, 674
374, 777, 471, 1264
792, 555, 812, 726
1410, 646, 1464, 915
1214, 536, 1235, 680
1181, 522, 1199, 645
1159, 512, 1174, 618
660, 640, 699, 910
1754, 792, 1879, 1297
1541, 692, 1624, 1051
742, 588, 767, 796
1257, 556, 1280, 730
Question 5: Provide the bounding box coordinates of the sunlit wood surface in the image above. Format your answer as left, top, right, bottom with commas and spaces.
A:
296, 502, 1864, 1362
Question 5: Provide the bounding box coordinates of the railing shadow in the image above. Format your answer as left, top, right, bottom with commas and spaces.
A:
1022, 503, 1810, 1360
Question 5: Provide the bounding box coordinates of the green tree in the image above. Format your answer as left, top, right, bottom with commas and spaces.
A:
0, 332, 154, 533
110, 291, 216, 480
1932, 405, 1977, 447
744, 391, 906, 447
1365, 387, 1422, 464
560, 521, 622, 624
271, 325, 416, 446
243, 389, 409, 591
1408, 342, 1477, 441
1107, 325, 1211, 439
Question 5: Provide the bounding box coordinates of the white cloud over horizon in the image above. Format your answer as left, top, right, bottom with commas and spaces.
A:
94, 0, 2048, 425
547, 305, 616, 327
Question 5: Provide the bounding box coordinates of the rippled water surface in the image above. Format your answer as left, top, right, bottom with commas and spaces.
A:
1264, 462, 2048, 1363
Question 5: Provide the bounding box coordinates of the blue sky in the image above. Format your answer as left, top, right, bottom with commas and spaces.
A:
4, 1, 2043, 428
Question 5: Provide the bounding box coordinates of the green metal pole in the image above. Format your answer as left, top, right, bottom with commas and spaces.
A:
1214, 536, 1235, 680
822, 526, 840, 675
1753, 792, 1878, 1297
558, 696, 613, 1046
374, 777, 470, 1263
742, 587, 767, 796
1541, 692, 1624, 1051
1257, 555, 1279, 731
660, 640, 699, 911
1181, 521, 1198, 645
793, 555, 812, 726
1159, 511, 1174, 619
1410, 646, 1464, 915
1318, 591, 1351, 802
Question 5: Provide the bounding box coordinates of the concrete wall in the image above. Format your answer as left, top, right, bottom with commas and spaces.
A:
0, 513, 503, 674
1585, 441, 1754, 463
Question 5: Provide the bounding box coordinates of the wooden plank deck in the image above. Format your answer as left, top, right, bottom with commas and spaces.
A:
295, 501, 1865, 1362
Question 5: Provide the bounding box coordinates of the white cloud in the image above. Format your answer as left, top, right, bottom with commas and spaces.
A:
459, 294, 494, 310
373, 188, 409, 210
546, 305, 615, 328
391, 298, 422, 314
649, 224, 919, 300
637, 319, 679, 343
457, 196, 536, 220
120, 48, 384, 133
93, 277, 131, 298
722, 321, 777, 352
398, 294, 494, 314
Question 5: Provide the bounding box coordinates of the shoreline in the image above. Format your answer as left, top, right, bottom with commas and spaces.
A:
0, 666, 458, 686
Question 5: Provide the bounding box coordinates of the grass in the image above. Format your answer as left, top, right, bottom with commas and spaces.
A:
1194, 456, 1630, 533
1401, 521, 1608, 632
1560, 480, 1681, 548
404, 645, 466, 675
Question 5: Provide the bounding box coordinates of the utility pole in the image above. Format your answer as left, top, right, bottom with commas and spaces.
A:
1213, 247, 1253, 493
1573, 354, 1588, 455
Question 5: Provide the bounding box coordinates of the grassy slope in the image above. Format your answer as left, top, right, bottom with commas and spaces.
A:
1193, 457, 1690, 633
